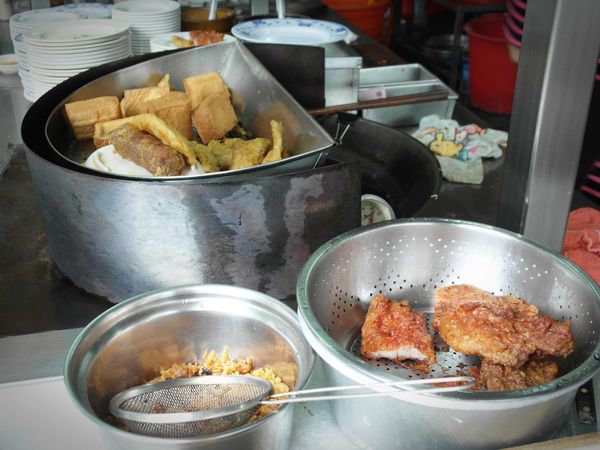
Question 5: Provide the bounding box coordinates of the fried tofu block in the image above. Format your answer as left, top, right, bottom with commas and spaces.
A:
93, 116, 137, 148
229, 138, 271, 170
361, 295, 436, 372
137, 91, 192, 139
120, 85, 170, 117
183, 72, 230, 110
192, 94, 238, 144
64, 96, 121, 141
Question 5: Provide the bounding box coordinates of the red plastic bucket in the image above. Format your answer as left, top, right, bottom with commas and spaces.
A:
465, 13, 518, 114
322, 0, 389, 43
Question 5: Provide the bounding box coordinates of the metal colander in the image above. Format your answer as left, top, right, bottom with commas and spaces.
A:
295, 218, 600, 449
298, 218, 600, 386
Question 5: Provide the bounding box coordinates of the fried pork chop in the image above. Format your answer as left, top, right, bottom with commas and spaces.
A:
433, 285, 574, 367
361, 295, 436, 371
470, 355, 560, 391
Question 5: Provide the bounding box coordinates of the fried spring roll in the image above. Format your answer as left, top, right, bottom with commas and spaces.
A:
107, 125, 185, 176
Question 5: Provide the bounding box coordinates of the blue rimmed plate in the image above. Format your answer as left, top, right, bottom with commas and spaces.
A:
231, 18, 351, 45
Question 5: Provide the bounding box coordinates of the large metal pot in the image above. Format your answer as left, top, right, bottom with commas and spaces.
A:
22, 43, 360, 302
25, 149, 360, 302
64, 284, 315, 450
297, 218, 600, 449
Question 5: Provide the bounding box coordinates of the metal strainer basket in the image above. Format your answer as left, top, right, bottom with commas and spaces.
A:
296, 218, 600, 449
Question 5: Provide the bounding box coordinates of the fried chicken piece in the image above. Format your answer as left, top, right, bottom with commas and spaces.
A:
433, 285, 574, 367
189, 30, 225, 46
470, 355, 559, 391
361, 295, 436, 372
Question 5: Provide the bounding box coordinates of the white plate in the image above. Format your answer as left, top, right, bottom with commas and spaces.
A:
24, 19, 130, 45
9, 9, 85, 27
149, 32, 235, 52
25, 35, 130, 55
25, 35, 130, 53
231, 18, 350, 45
112, 0, 180, 16
0, 54, 18, 74
52, 3, 112, 19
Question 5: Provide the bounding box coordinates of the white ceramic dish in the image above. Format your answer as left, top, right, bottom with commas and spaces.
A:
112, 0, 180, 15
150, 31, 235, 52
9, 9, 85, 28
52, 2, 112, 19
0, 54, 18, 75
24, 19, 130, 45
232, 18, 351, 45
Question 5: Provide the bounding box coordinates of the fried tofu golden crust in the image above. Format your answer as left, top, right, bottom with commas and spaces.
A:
433, 285, 575, 367
183, 72, 230, 110
65, 96, 121, 141
192, 93, 238, 144
471, 355, 560, 391
120, 86, 170, 117
136, 91, 192, 140
361, 295, 436, 372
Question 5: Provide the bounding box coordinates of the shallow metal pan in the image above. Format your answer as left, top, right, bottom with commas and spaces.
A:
40, 41, 334, 183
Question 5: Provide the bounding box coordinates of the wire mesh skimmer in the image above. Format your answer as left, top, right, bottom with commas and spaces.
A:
109, 374, 474, 438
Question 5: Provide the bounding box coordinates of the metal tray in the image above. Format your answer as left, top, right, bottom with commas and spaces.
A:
44, 41, 335, 182
358, 63, 458, 127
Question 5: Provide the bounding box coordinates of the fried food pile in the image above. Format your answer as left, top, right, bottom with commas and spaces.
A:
360, 285, 575, 391
150, 349, 291, 419
433, 285, 574, 391
64, 72, 288, 176
171, 30, 225, 48
361, 295, 436, 372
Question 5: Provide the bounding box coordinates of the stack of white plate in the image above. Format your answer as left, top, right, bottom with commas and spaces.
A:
23, 19, 131, 102
112, 0, 181, 55
9, 8, 87, 101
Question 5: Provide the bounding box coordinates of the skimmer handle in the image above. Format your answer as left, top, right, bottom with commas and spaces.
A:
261, 376, 475, 405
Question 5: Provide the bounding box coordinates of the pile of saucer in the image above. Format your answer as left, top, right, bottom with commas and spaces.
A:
23, 19, 131, 102
111, 0, 181, 55
9, 8, 86, 101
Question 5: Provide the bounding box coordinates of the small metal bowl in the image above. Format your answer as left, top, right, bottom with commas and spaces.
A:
64, 284, 314, 450
297, 218, 600, 449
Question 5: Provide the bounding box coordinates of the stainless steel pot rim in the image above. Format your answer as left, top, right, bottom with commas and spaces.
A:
64, 283, 313, 443
296, 217, 600, 401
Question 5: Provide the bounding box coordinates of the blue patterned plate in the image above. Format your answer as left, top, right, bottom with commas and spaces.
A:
231, 18, 351, 45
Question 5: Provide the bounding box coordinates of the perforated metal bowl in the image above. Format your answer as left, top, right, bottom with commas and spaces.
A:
297, 218, 600, 449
